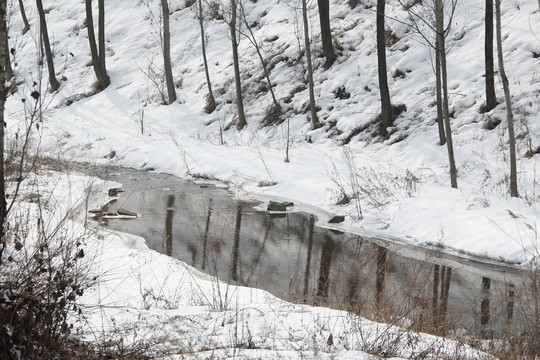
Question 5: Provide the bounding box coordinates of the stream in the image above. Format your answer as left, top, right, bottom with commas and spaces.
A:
92, 165, 526, 338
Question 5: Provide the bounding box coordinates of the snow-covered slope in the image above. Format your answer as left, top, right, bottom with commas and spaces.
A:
5, 0, 540, 265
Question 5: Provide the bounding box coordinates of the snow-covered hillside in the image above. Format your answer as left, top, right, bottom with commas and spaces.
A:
11, 0, 537, 264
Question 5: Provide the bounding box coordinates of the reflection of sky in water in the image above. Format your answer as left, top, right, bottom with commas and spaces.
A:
98, 167, 523, 338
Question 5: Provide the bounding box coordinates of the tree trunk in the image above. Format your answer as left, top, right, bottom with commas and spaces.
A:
97, 0, 109, 88
495, 0, 518, 197
239, 2, 280, 114
85, 0, 109, 91
230, 0, 247, 129
435, 34, 446, 145
436, 0, 457, 188
19, 0, 30, 34
161, 0, 176, 104
198, 0, 216, 113
4, 40, 12, 80
303, 0, 320, 129
98, 0, 106, 74
484, 0, 497, 112
377, 0, 394, 138
36, 0, 59, 92
317, 0, 336, 67
0, 0, 8, 263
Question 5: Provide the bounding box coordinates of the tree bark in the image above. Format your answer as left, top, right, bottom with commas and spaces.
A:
4, 39, 12, 80
36, 0, 59, 92
198, 0, 215, 113
377, 0, 394, 138
495, 0, 518, 197
161, 0, 176, 104
317, 0, 336, 67
435, 33, 446, 145
18, 0, 30, 34
484, 0, 497, 112
0, 0, 8, 262
85, 0, 109, 91
436, 0, 457, 188
230, 0, 247, 129
97, 0, 109, 88
303, 0, 320, 129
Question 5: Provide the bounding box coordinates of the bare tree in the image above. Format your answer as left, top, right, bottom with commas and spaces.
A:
317, 0, 336, 67
161, 0, 176, 104
435, 33, 446, 145
229, 0, 247, 129
302, 0, 320, 129
495, 0, 518, 197
85, 0, 110, 91
0, 0, 7, 262
19, 0, 30, 34
238, 1, 281, 115
36, 0, 59, 92
483, 0, 497, 112
436, 0, 458, 188
197, 0, 216, 113
400, 0, 458, 188
377, 0, 394, 138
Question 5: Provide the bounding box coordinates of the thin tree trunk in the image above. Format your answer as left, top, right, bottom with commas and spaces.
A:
436, 0, 457, 188
377, 0, 394, 138
495, 0, 518, 197
85, 0, 99, 72
435, 35, 446, 145
19, 0, 30, 34
36, 0, 59, 92
161, 0, 176, 104
230, 0, 247, 129
198, 0, 215, 113
302, 0, 320, 129
484, 0, 497, 112
98, 0, 106, 74
239, 2, 280, 113
0, 0, 8, 264
4, 40, 12, 80
97, 0, 109, 88
317, 0, 336, 67
85, 0, 109, 91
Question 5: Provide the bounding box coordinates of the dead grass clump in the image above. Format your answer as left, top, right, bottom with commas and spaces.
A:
261, 105, 283, 126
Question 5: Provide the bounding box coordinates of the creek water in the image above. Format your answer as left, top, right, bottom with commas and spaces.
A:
93, 166, 525, 337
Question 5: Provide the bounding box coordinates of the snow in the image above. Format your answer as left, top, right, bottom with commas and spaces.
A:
3, 0, 539, 357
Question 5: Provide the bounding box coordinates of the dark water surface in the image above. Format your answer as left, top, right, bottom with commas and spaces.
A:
93, 166, 525, 337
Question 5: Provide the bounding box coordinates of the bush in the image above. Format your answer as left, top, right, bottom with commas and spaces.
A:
0, 203, 92, 359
